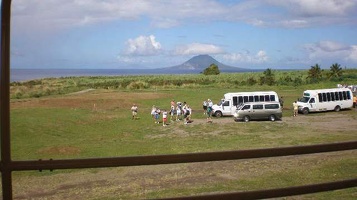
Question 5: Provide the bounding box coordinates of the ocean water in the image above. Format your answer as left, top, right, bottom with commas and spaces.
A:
10, 68, 171, 82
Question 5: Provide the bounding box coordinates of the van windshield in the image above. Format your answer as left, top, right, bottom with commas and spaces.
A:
217, 99, 225, 106
299, 97, 310, 103
236, 104, 244, 110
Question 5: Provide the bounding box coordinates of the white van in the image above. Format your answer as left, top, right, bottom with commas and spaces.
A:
212, 91, 279, 117
297, 88, 353, 114
233, 102, 282, 122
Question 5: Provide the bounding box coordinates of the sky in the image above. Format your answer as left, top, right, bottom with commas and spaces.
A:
8, 0, 357, 70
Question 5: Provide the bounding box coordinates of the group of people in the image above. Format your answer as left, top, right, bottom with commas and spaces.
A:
132, 98, 216, 126
151, 100, 193, 126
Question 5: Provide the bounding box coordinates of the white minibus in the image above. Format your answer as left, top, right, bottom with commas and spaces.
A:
212, 91, 279, 117
297, 88, 353, 114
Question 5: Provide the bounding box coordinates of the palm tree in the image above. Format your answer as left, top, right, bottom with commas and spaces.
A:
328, 63, 343, 79
307, 64, 322, 82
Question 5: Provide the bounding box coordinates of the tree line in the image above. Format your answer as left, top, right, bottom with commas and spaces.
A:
202, 63, 347, 86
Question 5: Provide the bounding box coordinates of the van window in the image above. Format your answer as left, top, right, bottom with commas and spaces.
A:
322, 93, 327, 102
309, 98, 315, 103
331, 92, 335, 101
253, 105, 263, 109
335, 92, 340, 100
343, 91, 347, 100
248, 96, 254, 102
265, 104, 279, 109
238, 96, 243, 104
259, 95, 264, 101
327, 93, 331, 101
242, 105, 250, 110
339, 92, 343, 100
243, 96, 249, 103
318, 93, 322, 102
346, 91, 351, 99
233, 96, 238, 106
222, 101, 229, 106
265, 95, 270, 101
254, 96, 259, 102
270, 95, 276, 101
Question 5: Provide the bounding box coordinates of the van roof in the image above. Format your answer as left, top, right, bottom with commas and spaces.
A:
224, 91, 277, 95
242, 101, 280, 105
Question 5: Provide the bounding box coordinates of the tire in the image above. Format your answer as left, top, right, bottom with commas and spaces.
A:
215, 111, 222, 118
302, 108, 309, 115
334, 106, 341, 112
269, 115, 276, 122
243, 116, 250, 122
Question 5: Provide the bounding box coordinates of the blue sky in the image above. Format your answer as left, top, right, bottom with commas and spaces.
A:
9, 0, 357, 70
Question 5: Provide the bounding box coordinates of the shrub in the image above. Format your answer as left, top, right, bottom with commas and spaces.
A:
126, 81, 149, 90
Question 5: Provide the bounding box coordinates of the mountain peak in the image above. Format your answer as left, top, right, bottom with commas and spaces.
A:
161, 54, 246, 72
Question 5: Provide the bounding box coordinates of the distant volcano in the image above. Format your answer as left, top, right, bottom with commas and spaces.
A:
160, 54, 247, 73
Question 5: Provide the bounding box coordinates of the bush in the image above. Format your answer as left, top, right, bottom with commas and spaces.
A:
202, 64, 220, 75
126, 81, 149, 90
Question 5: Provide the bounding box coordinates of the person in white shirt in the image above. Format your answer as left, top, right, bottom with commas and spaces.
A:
151, 105, 156, 123
131, 104, 138, 120
176, 103, 182, 121
202, 100, 207, 115
162, 110, 168, 126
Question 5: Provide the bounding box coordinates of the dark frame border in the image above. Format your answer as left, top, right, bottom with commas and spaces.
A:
1, 1, 356, 199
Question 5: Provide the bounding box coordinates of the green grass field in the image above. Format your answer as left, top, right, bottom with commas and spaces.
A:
5, 70, 357, 199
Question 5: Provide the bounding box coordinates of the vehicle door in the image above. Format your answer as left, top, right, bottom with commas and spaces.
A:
308, 98, 317, 112
221, 100, 232, 115
239, 104, 251, 118
252, 104, 264, 119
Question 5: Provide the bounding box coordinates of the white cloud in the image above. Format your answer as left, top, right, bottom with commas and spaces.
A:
223, 50, 269, 63
11, 0, 357, 33
303, 41, 356, 63
174, 43, 224, 56
346, 45, 357, 62
277, 0, 356, 17
234, 0, 357, 28
124, 35, 162, 56
279, 20, 308, 28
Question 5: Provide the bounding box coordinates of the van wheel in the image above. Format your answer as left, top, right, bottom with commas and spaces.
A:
215, 111, 222, 117
269, 115, 276, 121
243, 116, 250, 122
302, 108, 309, 115
334, 106, 341, 112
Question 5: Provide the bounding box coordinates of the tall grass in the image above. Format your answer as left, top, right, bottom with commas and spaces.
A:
10, 69, 357, 99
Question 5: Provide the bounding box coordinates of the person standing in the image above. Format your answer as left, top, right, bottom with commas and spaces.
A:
353, 95, 357, 108
155, 107, 161, 124
162, 110, 168, 126
184, 105, 192, 125
207, 99, 213, 123
170, 104, 176, 121
131, 104, 138, 120
170, 99, 176, 108
151, 105, 157, 123
202, 100, 208, 115
176, 102, 182, 121
279, 96, 284, 110
293, 101, 298, 117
